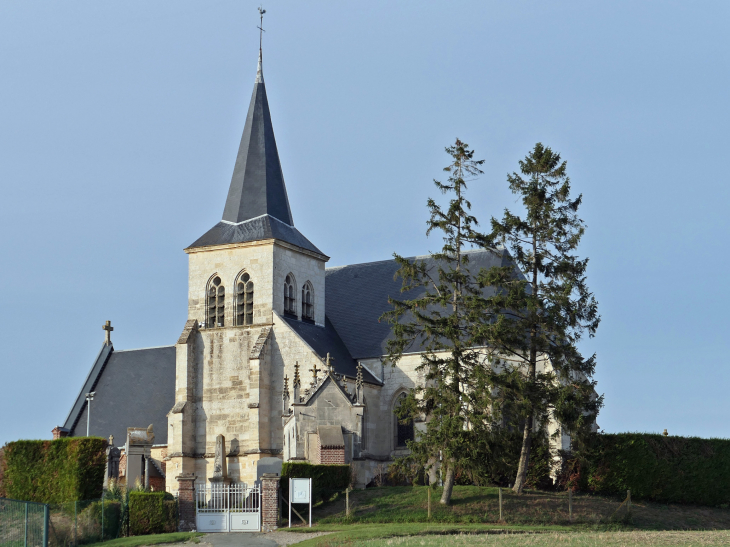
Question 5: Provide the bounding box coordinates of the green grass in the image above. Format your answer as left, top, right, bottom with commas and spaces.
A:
84, 531, 203, 547
306, 530, 730, 547
284, 523, 570, 547
305, 486, 730, 529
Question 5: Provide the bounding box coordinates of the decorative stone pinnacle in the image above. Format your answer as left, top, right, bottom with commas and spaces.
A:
293, 362, 301, 387
356, 362, 364, 388
326, 353, 334, 373
283, 375, 290, 399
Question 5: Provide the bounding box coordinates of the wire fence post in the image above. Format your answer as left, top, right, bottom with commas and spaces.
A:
24, 501, 28, 547
345, 488, 350, 517
101, 493, 105, 541
43, 504, 49, 547
498, 488, 503, 521
627, 489, 631, 513
568, 489, 573, 522
74, 500, 78, 547
427, 488, 431, 519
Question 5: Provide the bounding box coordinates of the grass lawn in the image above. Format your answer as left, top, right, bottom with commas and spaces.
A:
305, 486, 730, 529
85, 532, 203, 547
297, 530, 730, 546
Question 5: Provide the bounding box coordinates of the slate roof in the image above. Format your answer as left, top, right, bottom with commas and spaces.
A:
188, 215, 324, 256
189, 52, 312, 254
279, 314, 380, 385
325, 248, 518, 359
62, 345, 176, 446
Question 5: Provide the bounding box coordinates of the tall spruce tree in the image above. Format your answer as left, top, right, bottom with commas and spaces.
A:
382, 139, 488, 505
479, 143, 602, 494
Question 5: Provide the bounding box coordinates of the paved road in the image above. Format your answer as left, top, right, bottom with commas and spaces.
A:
201, 531, 329, 547
203, 533, 279, 547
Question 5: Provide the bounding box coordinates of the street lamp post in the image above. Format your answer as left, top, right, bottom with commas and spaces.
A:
85, 392, 96, 436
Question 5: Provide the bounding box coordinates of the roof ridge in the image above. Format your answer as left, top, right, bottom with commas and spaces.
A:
326, 247, 501, 272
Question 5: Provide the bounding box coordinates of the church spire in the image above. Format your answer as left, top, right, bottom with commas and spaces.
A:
221, 20, 293, 226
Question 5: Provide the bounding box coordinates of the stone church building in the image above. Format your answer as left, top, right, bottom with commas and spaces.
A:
54, 51, 569, 492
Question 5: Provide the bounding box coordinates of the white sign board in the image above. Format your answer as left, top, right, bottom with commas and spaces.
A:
291, 478, 311, 504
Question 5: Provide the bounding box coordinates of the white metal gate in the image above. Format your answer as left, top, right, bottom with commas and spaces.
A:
195, 483, 261, 532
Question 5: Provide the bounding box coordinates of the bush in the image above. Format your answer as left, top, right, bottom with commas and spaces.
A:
574, 433, 730, 506
281, 462, 351, 504
2, 438, 107, 503
128, 491, 177, 535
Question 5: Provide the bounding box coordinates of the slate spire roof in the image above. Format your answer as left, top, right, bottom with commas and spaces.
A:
222, 50, 292, 226
188, 51, 324, 256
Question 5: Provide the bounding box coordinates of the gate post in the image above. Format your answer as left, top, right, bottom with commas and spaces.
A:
260, 473, 281, 532
176, 474, 196, 532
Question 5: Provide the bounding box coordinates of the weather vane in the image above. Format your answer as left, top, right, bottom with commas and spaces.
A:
257, 6, 266, 52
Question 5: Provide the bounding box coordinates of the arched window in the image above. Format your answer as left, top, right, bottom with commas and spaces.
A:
284, 274, 296, 317
394, 392, 414, 449
301, 281, 314, 322
206, 276, 225, 328
235, 272, 254, 326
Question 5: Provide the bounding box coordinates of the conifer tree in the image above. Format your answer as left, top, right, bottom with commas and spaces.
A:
479, 143, 602, 494
382, 139, 488, 505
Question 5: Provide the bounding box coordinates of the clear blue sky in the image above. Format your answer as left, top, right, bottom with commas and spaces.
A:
1, 1, 728, 447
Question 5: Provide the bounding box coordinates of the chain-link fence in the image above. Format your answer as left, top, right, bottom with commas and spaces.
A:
46, 498, 124, 547
0, 497, 49, 547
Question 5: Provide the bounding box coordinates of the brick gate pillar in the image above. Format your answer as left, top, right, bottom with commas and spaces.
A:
176, 473, 196, 531
260, 473, 281, 532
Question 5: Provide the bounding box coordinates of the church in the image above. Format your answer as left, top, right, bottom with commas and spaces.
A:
53, 49, 569, 492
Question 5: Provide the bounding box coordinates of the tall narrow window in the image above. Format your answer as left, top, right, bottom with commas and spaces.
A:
394, 392, 414, 448
206, 276, 225, 328
301, 282, 314, 322
284, 274, 296, 317
236, 272, 254, 326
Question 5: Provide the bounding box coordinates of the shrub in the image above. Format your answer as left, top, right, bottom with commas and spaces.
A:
281, 462, 351, 504
576, 433, 730, 506
128, 491, 177, 535
2, 438, 107, 503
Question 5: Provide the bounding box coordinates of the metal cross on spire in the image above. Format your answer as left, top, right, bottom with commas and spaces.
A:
257, 6, 266, 53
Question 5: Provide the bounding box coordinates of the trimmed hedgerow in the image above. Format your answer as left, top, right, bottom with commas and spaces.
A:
129, 491, 177, 535
574, 433, 730, 506
281, 462, 351, 504
2, 438, 107, 503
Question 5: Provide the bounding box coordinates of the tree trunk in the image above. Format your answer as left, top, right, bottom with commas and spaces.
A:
440, 462, 456, 504
512, 414, 533, 494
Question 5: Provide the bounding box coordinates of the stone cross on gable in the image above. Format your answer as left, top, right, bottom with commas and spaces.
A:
102, 320, 114, 345
310, 363, 320, 384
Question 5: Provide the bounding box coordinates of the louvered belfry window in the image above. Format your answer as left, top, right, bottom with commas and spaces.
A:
207, 276, 225, 328
236, 272, 254, 326
301, 282, 314, 322
284, 274, 296, 316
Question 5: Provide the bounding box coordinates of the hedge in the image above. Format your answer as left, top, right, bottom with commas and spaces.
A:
128, 491, 177, 535
281, 462, 351, 504
578, 433, 730, 506
0, 438, 107, 503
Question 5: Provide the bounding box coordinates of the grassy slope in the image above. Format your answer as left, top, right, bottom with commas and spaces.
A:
307, 486, 730, 529
282, 485, 730, 546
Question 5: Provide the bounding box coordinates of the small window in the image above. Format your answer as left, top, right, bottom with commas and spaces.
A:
236, 272, 254, 326
301, 281, 314, 322
284, 274, 297, 317
394, 392, 414, 448
207, 276, 225, 328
